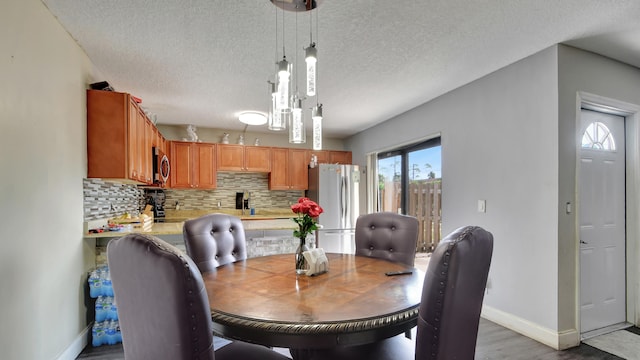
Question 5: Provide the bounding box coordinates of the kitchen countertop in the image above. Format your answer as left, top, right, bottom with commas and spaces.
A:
163, 208, 293, 221
84, 210, 297, 239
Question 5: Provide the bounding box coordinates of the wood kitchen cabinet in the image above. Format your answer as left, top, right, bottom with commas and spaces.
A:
216, 144, 271, 172
310, 150, 329, 164
269, 148, 309, 190
309, 150, 352, 165
87, 89, 161, 184
169, 141, 216, 189
329, 150, 352, 164
139, 107, 154, 184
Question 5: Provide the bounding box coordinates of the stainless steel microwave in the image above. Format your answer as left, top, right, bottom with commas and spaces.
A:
153, 147, 170, 187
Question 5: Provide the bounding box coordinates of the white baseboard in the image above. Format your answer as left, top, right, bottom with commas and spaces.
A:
481, 305, 580, 350
56, 325, 90, 360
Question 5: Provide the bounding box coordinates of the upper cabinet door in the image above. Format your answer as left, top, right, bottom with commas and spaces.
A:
217, 144, 271, 172
288, 149, 309, 190
217, 144, 244, 171
195, 143, 216, 189
269, 147, 290, 190
169, 141, 217, 189
169, 141, 195, 189
245, 146, 271, 172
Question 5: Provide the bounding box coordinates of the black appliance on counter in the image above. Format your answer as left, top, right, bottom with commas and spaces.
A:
145, 189, 166, 222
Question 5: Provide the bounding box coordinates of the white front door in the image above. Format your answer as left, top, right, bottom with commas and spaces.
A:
579, 109, 626, 334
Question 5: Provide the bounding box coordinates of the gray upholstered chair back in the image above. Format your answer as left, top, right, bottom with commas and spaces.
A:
107, 233, 215, 360
183, 213, 247, 273
415, 225, 494, 360
354, 212, 419, 267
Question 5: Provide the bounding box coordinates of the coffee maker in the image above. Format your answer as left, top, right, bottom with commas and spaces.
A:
145, 189, 166, 222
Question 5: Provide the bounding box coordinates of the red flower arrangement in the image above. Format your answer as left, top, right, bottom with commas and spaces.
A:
291, 197, 323, 240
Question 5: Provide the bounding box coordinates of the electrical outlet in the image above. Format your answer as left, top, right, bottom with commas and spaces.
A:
477, 199, 486, 213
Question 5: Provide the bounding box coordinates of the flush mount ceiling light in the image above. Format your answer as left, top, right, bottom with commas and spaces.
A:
238, 112, 268, 126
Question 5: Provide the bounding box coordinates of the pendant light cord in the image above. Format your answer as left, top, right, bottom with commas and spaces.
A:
274, 3, 278, 70
315, 5, 320, 105
295, 9, 299, 95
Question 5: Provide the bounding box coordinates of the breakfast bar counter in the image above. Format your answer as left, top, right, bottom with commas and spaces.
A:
84, 218, 296, 239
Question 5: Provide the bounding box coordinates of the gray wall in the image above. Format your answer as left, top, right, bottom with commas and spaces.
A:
347, 47, 563, 339
1, 0, 96, 358
556, 45, 640, 331
346, 44, 640, 348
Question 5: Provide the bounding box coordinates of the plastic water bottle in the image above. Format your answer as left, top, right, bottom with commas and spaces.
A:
102, 269, 113, 297
95, 296, 106, 322
102, 297, 113, 321
91, 322, 105, 347
105, 320, 118, 345
88, 270, 101, 298
110, 297, 118, 321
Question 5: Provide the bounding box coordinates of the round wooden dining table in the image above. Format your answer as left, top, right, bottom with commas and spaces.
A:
202, 253, 424, 354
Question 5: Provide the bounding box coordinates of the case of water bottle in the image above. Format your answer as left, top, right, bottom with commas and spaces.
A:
88, 265, 122, 347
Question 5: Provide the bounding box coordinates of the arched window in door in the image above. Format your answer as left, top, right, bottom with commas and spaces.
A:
581, 122, 616, 151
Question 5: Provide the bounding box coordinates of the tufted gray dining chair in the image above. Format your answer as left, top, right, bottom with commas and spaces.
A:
107, 233, 289, 360
183, 213, 247, 273
354, 212, 420, 267
304, 225, 494, 360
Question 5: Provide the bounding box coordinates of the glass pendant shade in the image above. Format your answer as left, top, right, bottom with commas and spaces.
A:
289, 98, 306, 144
268, 82, 286, 131
305, 44, 317, 97
277, 58, 290, 111
312, 104, 322, 150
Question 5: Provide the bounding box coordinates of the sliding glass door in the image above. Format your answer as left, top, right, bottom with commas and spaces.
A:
377, 137, 441, 251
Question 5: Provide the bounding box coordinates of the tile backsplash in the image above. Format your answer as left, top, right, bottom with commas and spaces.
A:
84, 173, 302, 220
83, 179, 144, 221
165, 173, 302, 210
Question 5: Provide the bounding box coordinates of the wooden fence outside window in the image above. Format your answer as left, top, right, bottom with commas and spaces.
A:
380, 179, 442, 252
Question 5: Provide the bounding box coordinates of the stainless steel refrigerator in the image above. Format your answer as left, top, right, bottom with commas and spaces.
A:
307, 164, 360, 254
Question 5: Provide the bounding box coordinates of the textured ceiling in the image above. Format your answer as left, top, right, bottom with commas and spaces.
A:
41, 0, 640, 139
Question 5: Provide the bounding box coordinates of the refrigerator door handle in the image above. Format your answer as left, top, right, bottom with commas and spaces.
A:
340, 175, 345, 227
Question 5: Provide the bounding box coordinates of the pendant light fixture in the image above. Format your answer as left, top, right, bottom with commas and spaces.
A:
276, 1, 290, 113
308, 4, 322, 150
312, 104, 322, 150
305, 4, 317, 97
290, 96, 306, 143
276, 57, 290, 111
267, 81, 286, 131
268, 0, 322, 146
305, 44, 316, 96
